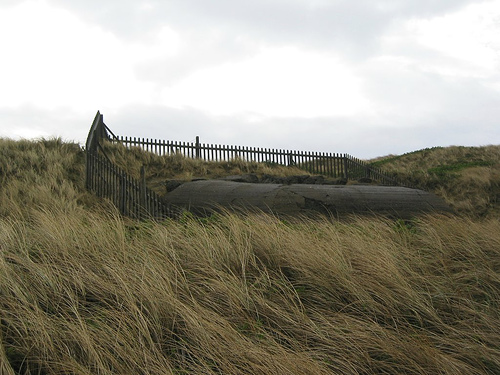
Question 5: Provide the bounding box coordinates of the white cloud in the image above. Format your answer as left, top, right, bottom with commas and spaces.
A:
0, 0, 158, 111
0, 0, 499, 157
159, 47, 373, 118
408, 0, 500, 76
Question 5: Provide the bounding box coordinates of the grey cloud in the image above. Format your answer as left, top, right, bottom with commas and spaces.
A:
103, 105, 341, 153
108, 105, 218, 142
2, 102, 497, 160
135, 33, 259, 86
46, 0, 480, 50
0, 0, 24, 8
362, 58, 500, 125
44, 0, 486, 85
357, 63, 500, 156
5, 0, 497, 159
100, 103, 500, 160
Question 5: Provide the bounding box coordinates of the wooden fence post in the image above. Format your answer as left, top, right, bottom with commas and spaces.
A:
119, 172, 126, 216
140, 165, 147, 218
195, 136, 201, 159
343, 154, 349, 180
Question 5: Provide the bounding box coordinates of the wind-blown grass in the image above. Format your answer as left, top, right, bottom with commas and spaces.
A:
1, 207, 499, 374
100, 141, 312, 194
369, 145, 500, 217
0, 138, 87, 218
0, 138, 499, 374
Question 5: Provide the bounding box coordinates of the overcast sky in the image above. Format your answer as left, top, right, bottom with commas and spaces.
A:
1, 0, 499, 159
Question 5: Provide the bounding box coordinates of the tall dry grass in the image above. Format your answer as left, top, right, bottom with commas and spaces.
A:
103, 141, 500, 217
370, 145, 500, 217
100, 141, 311, 194
0, 138, 87, 218
0, 138, 499, 374
1, 207, 499, 374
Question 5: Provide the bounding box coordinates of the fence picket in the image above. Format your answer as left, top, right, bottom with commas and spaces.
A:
86, 148, 172, 221
118, 136, 401, 185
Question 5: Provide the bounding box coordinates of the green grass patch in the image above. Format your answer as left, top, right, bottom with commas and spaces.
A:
427, 161, 494, 177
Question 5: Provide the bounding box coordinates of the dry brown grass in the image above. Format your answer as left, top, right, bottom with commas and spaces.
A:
370, 145, 500, 217
100, 141, 311, 194
0, 138, 499, 374
1, 206, 499, 374
103, 141, 500, 217
0, 138, 88, 218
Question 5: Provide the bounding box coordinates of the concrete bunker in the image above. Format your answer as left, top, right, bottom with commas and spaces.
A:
163, 180, 453, 219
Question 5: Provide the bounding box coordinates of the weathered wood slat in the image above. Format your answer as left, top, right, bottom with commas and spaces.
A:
116, 133, 400, 183
86, 148, 171, 220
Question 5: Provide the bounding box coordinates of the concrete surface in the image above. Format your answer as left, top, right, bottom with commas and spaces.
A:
163, 180, 453, 218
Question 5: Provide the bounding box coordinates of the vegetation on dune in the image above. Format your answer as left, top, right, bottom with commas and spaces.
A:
101, 141, 500, 217
1, 206, 499, 374
369, 145, 500, 217
100, 141, 312, 194
0, 138, 499, 374
0, 138, 87, 218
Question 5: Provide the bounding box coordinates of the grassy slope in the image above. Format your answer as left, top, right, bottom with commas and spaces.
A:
369, 145, 500, 217
0, 138, 499, 374
102, 141, 500, 217
100, 141, 314, 195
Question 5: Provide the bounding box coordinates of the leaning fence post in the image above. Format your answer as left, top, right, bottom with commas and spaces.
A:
140, 165, 147, 218
119, 171, 127, 216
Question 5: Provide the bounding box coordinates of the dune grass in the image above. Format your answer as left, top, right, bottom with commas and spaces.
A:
102, 140, 500, 217
0, 138, 87, 218
100, 141, 312, 194
369, 145, 500, 217
0, 138, 499, 374
1, 207, 499, 374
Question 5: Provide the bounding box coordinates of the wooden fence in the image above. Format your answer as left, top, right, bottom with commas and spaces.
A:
85, 111, 407, 220
86, 150, 173, 220
116, 135, 404, 186
85, 112, 174, 220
